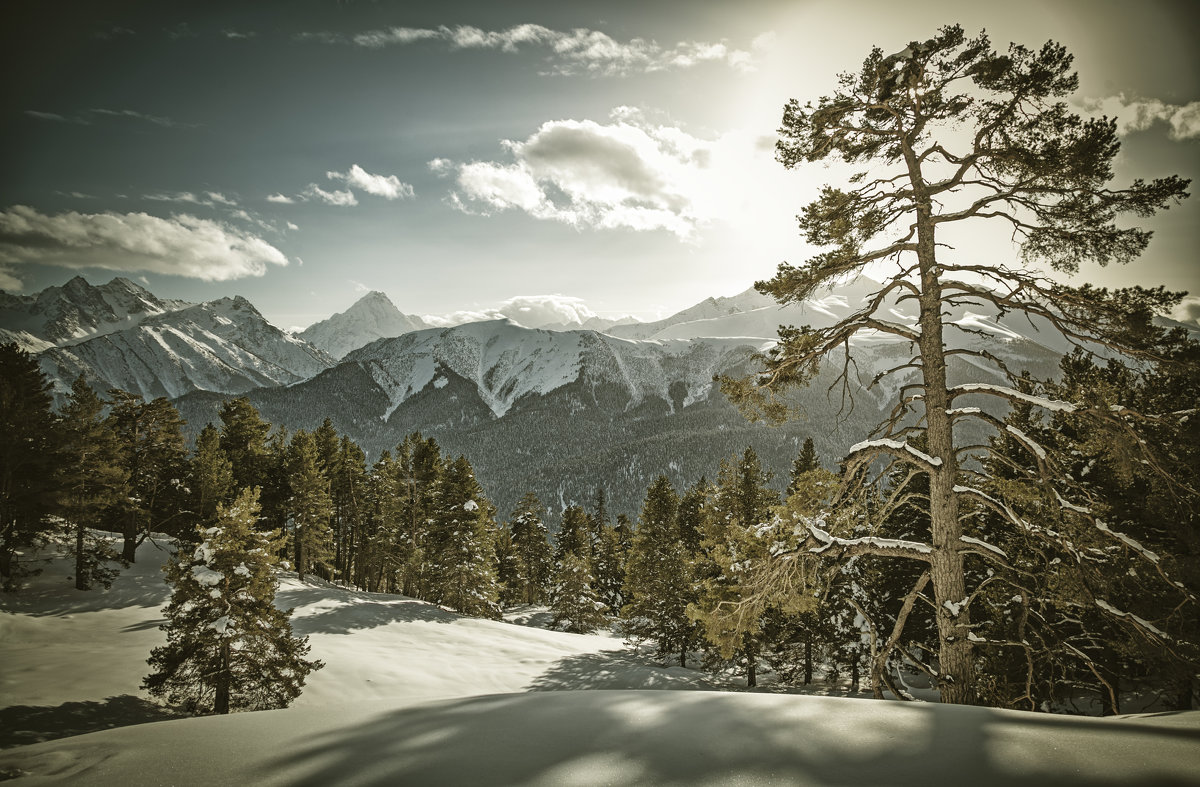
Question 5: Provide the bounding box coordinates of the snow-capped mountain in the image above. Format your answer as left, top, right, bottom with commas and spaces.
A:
0, 275, 189, 352
39, 296, 335, 401
297, 290, 428, 360
345, 319, 766, 420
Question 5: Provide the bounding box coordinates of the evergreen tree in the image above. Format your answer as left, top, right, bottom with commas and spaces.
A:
143, 487, 321, 714
692, 448, 779, 686
218, 397, 272, 495
722, 25, 1192, 704
787, 438, 819, 497
622, 476, 699, 666
394, 432, 442, 598
554, 504, 590, 563
188, 425, 234, 534
0, 343, 61, 588
105, 391, 189, 562
287, 431, 334, 581
426, 456, 501, 618
507, 492, 553, 604
550, 552, 608, 633
330, 436, 368, 584
58, 376, 127, 590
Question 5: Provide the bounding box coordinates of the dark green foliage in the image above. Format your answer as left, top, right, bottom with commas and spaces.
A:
143, 488, 321, 714
0, 343, 61, 588
622, 476, 700, 666
287, 431, 334, 581
188, 425, 233, 533
105, 391, 189, 562
550, 551, 607, 633
426, 455, 500, 618
506, 492, 554, 605
59, 376, 127, 590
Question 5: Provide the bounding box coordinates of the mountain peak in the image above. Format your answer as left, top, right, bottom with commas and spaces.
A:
298, 291, 428, 360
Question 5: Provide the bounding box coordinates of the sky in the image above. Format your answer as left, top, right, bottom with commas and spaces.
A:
1, 0, 1197, 330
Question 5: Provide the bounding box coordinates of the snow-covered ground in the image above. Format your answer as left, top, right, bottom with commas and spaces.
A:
2, 535, 1198, 785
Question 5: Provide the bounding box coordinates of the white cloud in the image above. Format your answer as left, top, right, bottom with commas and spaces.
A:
25, 110, 90, 125
446, 110, 731, 239
326, 164, 415, 200
90, 108, 186, 128
146, 190, 238, 208
1172, 295, 1200, 328
428, 158, 454, 176
267, 193, 295, 204
309, 23, 760, 76
286, 221, 299, 231
497, 295, 598, 328
0, 205, 288, 286
1079, 94, 1200, 140
302, 184, 358, 207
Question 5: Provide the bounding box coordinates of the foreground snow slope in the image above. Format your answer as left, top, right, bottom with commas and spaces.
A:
2, 536, 1198, 785
3, 691, 1198, 786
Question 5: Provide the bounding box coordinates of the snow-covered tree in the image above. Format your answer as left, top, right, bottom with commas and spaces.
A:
426, 456, 501, 619
507, 492, 553, 605
144, 487, 321, 714
287, 431, 333, 581
550, 551, 608, 633
722, 25, 1193, 705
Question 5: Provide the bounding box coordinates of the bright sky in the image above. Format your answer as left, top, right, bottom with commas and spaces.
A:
2, 0, 1197, 330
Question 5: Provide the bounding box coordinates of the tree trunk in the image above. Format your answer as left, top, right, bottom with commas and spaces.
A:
804, 639, 812, 685
74, 518, 87, 591
215, 640, 231, 714
907, 144, 975, 705
747, 656, 757, 688
122, 510, 138, 563
296, 525, 305, 582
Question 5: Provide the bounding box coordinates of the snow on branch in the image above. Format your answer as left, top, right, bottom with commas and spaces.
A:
960, 535, 1008, 560
847, 438, 942, 470
1094, 599, 1172, 641
950, 383, 1078, 413
808, 520, 933, 559
1095, 520, 1160, 564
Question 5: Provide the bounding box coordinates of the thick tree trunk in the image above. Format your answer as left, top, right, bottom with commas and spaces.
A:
908, 145, 974, 705
122, 511, 138, 563
804, 639, 813, 685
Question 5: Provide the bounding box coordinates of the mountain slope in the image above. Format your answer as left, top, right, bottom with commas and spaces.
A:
39, 296, 334, 401
297, 290, 428, 360
0, 276, 189, 352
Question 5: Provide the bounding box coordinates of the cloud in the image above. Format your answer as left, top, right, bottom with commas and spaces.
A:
222, 30, 256, 40
303, 23, 759, 76
25, 108, 188, 128
286, 221, 299, 231
0, 205, 288, 287
145, 190, 238, 207
446, 109, 724, 238
1172, 296, 1200, 328
428, 158, 453, 176
420, 294, 600, 328
267, 193, 295, 204
326, 165, 415, 200
89, 108, 188, 128
497, 295, 597, 327
1079, 94, 1200, 140
302, 184, 358, 206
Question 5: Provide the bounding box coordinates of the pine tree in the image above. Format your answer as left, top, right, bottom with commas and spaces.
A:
691, 448, 779, 686
787, 438, 819, 498
218, 397, 272, 495
0, 343, 61, 588
58, 376, 127, 590
554, 504, 590, 563
105, 391, 189, 562
143, 487, 321, 714
188, 425, 234, 533
722, 25, 1192, 705
426, 456, 501, 618
287, 431, 334, 581
550, 552, 608, 633
622, 475, 699, 666
507, 492, 553, 604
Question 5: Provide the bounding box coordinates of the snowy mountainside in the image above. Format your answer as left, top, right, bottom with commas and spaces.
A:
0, 275, 189, 352
296, 290, 428, 360
346, 319, 766, 419
38, 296, 334, 401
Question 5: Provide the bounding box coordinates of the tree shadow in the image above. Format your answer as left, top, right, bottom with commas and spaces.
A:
526, 650, 718, 692
0, 540, 173, 616
279, 587, 458, 636
0, 695, 185, 749
252, 691, 1200, 786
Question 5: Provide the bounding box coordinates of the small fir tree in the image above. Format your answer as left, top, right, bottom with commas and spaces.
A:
550, 552, 608, 633
144, 487, 322, 714
508, 492, 554, 605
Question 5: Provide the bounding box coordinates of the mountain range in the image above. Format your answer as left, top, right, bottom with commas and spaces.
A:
4, 274, 1072, 517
